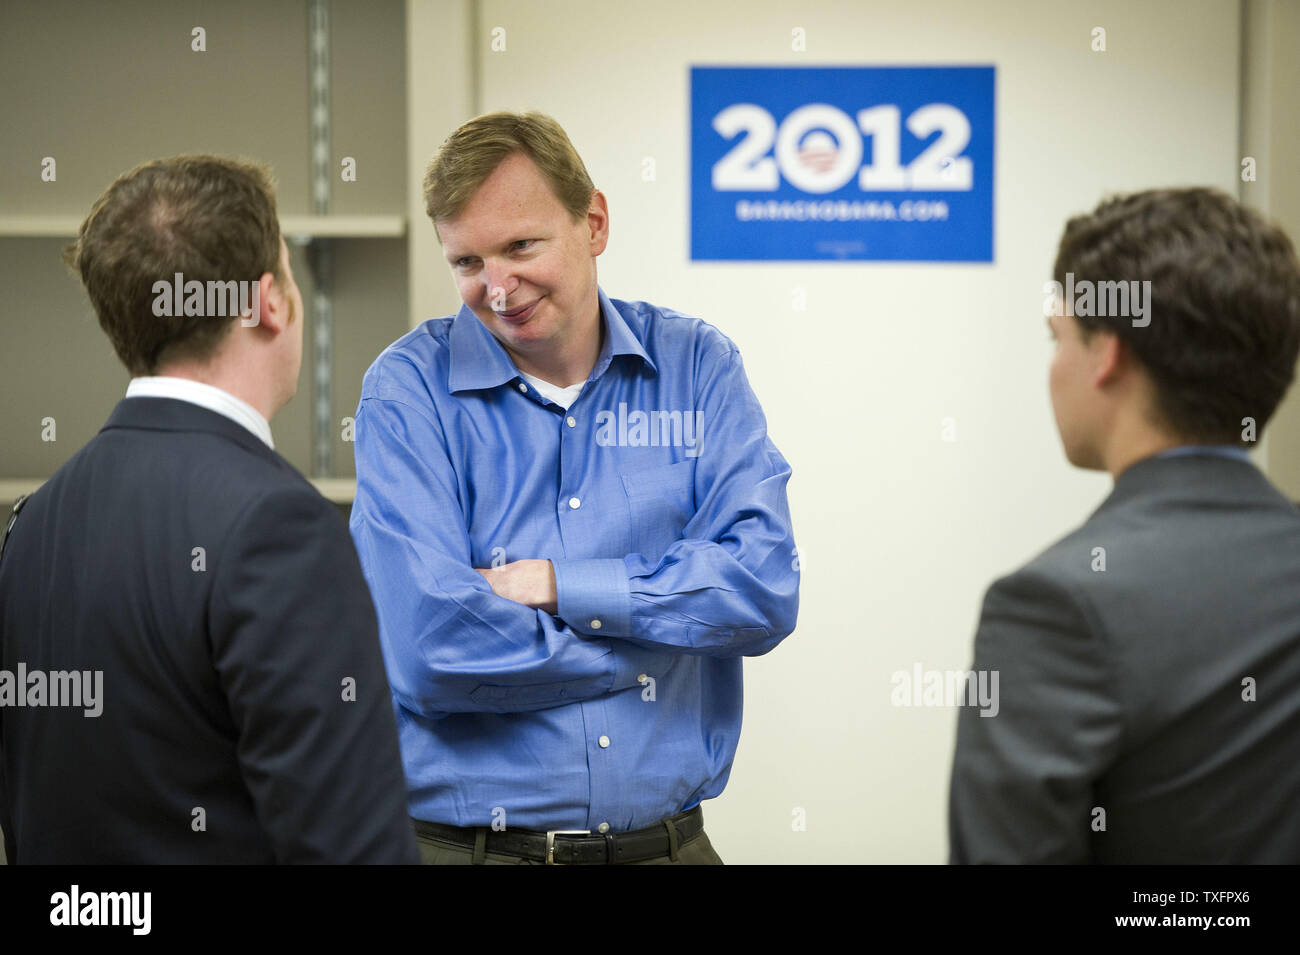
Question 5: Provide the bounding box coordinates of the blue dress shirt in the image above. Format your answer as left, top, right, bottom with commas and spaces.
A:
349, 286, 800, 831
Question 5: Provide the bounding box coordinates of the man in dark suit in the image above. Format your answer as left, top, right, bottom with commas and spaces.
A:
0, 156, 418, 863
949, 188, 1300, 863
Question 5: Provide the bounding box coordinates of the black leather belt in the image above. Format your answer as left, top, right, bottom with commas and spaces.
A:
412, 805, 705, 865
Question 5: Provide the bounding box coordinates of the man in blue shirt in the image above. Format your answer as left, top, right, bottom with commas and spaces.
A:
350, 111, 799, 864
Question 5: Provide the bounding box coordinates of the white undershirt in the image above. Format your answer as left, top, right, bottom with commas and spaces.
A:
125, 376, 275, 450
519, 371, 585, 411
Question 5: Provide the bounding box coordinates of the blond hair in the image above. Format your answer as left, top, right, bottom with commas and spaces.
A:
422, 111, 595, 230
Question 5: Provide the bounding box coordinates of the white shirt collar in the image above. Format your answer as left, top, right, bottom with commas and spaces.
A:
125, 376, 275, 450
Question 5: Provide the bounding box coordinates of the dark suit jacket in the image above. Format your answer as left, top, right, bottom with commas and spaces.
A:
0, 397, 418, 863
949, 452, 1300, 863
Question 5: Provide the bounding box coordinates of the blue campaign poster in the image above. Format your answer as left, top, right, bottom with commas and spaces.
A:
690, 66, 995, 262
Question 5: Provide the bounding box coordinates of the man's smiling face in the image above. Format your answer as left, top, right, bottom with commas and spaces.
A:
437, 151, 608, 373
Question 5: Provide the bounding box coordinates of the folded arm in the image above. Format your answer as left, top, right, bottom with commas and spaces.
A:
350, 394, 622, 718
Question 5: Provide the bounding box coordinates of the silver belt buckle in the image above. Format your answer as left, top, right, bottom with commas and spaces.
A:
545, 829, 591, 865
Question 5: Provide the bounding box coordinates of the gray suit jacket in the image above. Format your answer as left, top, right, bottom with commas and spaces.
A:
949, 452, 1300, 863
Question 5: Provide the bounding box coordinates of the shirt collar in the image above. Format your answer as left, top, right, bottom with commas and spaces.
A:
125, 376, 275, 450
1152, 444, 1254, 464
447, 285, 656, 394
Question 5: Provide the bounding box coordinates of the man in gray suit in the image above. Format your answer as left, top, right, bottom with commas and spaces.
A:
949, 187, 1300, 863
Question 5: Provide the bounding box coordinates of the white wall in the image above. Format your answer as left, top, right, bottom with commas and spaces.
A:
419, 0, 1242, 862
1244, 0, 1300, 495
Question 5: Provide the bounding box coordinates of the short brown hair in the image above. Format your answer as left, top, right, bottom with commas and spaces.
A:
1054, 187, 1300, 445
421, 111, 595, 230
63, 155, 285, 376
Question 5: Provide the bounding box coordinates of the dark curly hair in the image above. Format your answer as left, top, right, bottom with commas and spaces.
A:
1053, 187, 1300, 445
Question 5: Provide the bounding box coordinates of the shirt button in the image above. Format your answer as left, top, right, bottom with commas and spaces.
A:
518, 382, 527, 392
598, 735, 610, 748
566, 416, 576, 428
590, 619, 602, 629
568, 497, 581, 509
597, 822, 610, 834
637, 673, 648, 683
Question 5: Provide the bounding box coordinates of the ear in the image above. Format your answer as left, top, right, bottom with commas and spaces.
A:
586, 189, 609, 256
246, 270, 286, 334
1091, 330, 1124, 388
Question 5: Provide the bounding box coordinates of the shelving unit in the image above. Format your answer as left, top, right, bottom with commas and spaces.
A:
0, 0, 420, 510
0, 215, 406, 239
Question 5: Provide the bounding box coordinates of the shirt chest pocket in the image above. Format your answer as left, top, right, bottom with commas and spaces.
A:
619, 460, 696, 560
